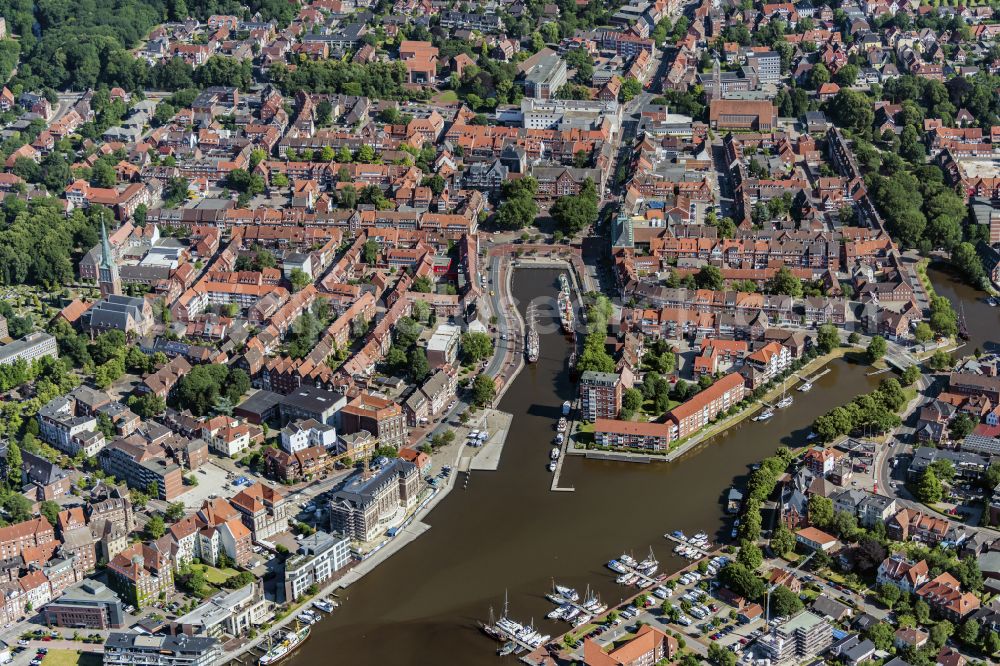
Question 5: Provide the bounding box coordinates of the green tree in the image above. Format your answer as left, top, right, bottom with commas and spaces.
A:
929, 620, 953, 649
877, 582, 901, 609
917, 467, 943, 503
408, 348, 429, 383
958, 618, 980, 646
867, 335, 887, 363
708, 641, 736, 666
39, 500, 60, 526
5, 440, 21, 488
550, 182, 598, 235
808, 495, 834, 528
817, 324, 839, 354
866, 622, 895, 651
695, 265, 724, 291
770, 524, 795, 556
949, 414, 976, 441
719, 562, 765, 600
901, 365, 921, 387
146, 514, 166, 539
461, 332, 494, 364
620, 77, 642, 102
766, 266, 803, 297
472, 373, 496, 406
165, 502, 186, 521
770, 585, 804, 617
289, 268, 311, 292
737, 541, 763, 570
914, 322, 934, 344
622, 388, 642, 415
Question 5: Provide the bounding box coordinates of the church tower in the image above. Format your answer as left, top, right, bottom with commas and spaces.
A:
98, 220, 121, 298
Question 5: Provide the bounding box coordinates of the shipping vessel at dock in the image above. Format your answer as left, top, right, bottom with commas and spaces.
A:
525, 304, 539, 363
557, 274, 574, 334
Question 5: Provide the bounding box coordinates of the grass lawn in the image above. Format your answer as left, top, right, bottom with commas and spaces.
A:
434, 90, 458, 103
190, 563, 239, 585
42, 650, 102, 666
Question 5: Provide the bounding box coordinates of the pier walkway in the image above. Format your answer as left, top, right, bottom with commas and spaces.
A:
550, 413, 575, 492
794, 368, 830, 386
663, 534, 714, 558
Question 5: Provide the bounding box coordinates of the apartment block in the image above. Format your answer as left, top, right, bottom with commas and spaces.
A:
283, 531, 351, 602
579, 371, 623, 421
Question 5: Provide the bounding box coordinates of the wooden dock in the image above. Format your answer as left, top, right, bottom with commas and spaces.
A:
550, 417, 575, 492
794, 368, 830, 386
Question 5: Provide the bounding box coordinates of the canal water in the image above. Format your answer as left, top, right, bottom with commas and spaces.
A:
925, 264, 999, 354
289, 269, 885, 665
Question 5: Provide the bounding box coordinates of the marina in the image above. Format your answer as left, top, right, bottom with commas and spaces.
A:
286, 269, 886, 666
544, 584, 609, 626
663, 531, 716, 559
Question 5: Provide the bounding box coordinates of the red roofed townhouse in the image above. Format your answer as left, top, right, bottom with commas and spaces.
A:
666, 372, 745, 439
915, 572, 980, 621
64, 179, 153, 221
340, 393, 407, 450
877, 555, 930, 594
18, 569, 52, 610
583, 624, 677, 665
886, 508, 950, 545
107, 543, 174, 608
230, 482, 291, 542
0, 518, 55, 560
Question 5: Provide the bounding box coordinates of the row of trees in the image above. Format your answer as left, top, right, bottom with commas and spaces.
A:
576, 292, 615, 374
812, 377, 906, 442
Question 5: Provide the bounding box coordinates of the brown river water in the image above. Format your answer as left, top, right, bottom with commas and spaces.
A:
287, 267, 992, 666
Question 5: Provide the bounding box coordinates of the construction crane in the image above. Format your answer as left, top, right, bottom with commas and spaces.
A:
765, 550, 816, 624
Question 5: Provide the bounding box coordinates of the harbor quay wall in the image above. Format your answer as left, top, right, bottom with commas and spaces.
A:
583, 450, 651, 463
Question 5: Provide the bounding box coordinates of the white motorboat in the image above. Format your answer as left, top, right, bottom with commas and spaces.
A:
550, 447, 560, 460
547, 607, 565, 620
620, 553, 637, 568
555, 584, 579, 602
607, 559, 627, 574
312, 599, 334, 613
754, 409, 774, 422
776, 396, 793, 409
798, 382, 812, 392
548, 461, 557, 472
572, 614, 592, 627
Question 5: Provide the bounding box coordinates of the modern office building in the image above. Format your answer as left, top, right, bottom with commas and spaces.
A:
284, 531, 352, 601
42, 581, 125, 629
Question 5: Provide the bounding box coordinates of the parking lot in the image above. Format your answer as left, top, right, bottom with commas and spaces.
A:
177, 460, 234, 509
562, 555, 768, 662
